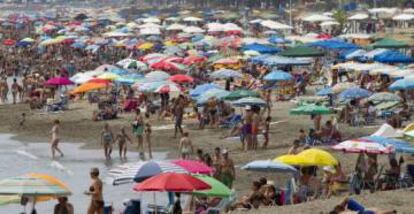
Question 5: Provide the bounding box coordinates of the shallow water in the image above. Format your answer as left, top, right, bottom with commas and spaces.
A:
0, 134, 171, 213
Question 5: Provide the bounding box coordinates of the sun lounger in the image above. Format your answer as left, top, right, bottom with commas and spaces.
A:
220, 115, 242, 128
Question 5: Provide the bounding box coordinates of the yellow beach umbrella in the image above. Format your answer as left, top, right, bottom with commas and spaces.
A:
164, 40, 177, 46
71, 82, 107, 94
275, 149, 338, 167
98, 72, 120, 80
137, 42, 154, 50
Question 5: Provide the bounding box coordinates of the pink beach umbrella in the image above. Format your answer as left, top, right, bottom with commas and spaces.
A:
46, 77, 74, 86
171, 160, 214, 175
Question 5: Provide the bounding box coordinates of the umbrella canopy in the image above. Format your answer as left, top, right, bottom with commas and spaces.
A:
192, 175, 231, 198
197, 88, 230, 104
108, 161, 188, 185
275, 148, 338, 167
224, 90, 260, 101
190, 83, 221, 97
338, 87, 372, 100
363, 136, 414, 154
241, 43, 281, 54
154, 83, 182, 93
263, 70, 293, 81
170, 160, 214, 175
279, 46, 325, 57
371, 38, 409, 49
210, 69, 243, 79
332, 82, 358, 93
232, 97, 267, 107
145, 71, 171, 81
98, 72, 120, 80
133, 173, 211, 192
316, 87, 333, 96
332, 138, 393, 154
45, 77, 74, 86
0, 175, 71, 196
389, 78, 414, 91
169, 74, 194, 83
71, 82, 108, 94
290, 104, 332, 115
367, 92, 402, 103
241, 160, 297, 174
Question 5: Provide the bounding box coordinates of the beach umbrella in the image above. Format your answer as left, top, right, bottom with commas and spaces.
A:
263, 70, 293, 81
232, 97, 267, 107
145, 71, 170, 81
115, 77, 135, 85
275, 149, 338, 167
0, 195, 20, 205
241, 160, 297, 174
192, 175, 231, 198
290, 104, 332, 115
389, 78, 414, 91
279, 46, 325, 57
316, 87, 333, 96
98, 72, 120, 80
154, 83, 182, 93
137, 42, 154, 50
332, 139, 393, 154
210, 69, 243, 79
150, 61, 185, 72
3, 39, 16, 46
133, 173, 211, 192
190, 83, 221, 97
332, 82, 357, 93
338, 87, 372, 100
169, 74, 194, 83
224, 90, 260, 101
170, 160, 214, 175
183, 56, 207, 65
108, 161, 188, 185
134, 81, 168, 93
197, 88, 230, 104
367, 92, 402, 103
45, 77, 74, 86
71, 82, 108, 94
363, 136, 414, 154
0, 175, 71, 196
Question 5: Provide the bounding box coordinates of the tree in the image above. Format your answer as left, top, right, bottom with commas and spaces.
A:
333, 9, 347, 35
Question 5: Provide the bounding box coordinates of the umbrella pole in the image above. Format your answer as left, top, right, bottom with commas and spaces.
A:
153, 192, 157, 214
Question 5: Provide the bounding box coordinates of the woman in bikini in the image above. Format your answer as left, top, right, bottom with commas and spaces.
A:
50, 119, 64, 159
115, 127, 132, 160
132, 109, 145, 158
100, 123, 114, 160
85, 168, 104, 214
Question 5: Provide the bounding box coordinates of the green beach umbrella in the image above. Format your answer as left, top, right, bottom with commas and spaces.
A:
370, 38, 409, 49
0, 176, 71, 197
192, 175, 231, 198
0, 195, 20, 206
290, 104, 332, 115
224, 89, 260, 101
279, 46, 325, 57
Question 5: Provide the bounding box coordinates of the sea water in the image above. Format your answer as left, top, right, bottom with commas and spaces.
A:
0, 134, 171, 213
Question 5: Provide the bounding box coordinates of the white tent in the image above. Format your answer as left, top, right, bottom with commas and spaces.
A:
392, 14, 414, 21
141, 17, 161, 23
140, 28, 161, 35
371, 123, 403, 138
302, 14, 334, 22
320, 21, 340, 27
183, 26, 204, 33
348, 13, 369, 20
183, 16, 203, 22
260, 20, 293, 30
166, 23, 186, 31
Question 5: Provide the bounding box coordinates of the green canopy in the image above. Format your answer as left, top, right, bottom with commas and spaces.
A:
0, 195, 20, 206
290, 104, 332, 115
279, 46, 325, 57
192, 175, 231, 198
224, 89, 260, 101
370, 38, 409, 49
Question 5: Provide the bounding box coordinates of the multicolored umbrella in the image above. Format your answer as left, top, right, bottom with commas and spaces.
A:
170, 160, 214, 175
232, 97, 267, 107
71, 82, 108, 94
290, 104, 332, 115
0, 175, 71, 196
332, 82, 357, 94
192, 175, 231, 198
332, 138, 393, 154
154, 83, 182, 93
241, 160, 297, 174
197, 88, 230, 104
190, 83, 221, 97
169, 74, 194, 83
98, 72, 121, 80
367, 92, 402, 103
224, 90, 260, 101
145, 71, 171, 81
133, 173, 211, 192
363, 136, 414, 154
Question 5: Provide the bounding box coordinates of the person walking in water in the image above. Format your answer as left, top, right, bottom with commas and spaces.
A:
144, 122, 153, 159
179, 132, 193, 159
115, 126, 132, 160
100, 123, 114, 160
132, 108, 145, 158
85, 168, 104, 214
50, 119, 64, 159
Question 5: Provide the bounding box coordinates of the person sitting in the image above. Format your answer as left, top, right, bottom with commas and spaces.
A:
230, 181, 264, 210
377, 158, 401, 190
287, 139, 302, 155
327, 163, 348, 198
321, 120, 342, 144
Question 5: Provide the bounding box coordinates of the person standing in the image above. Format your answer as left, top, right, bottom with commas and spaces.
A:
178, 132, 193, 159
219, 150, 235, 188
115, 127, 132, 160
11, 78, 21, 104
100, 123, 114, 160
85, 168, 104, 214
144, 122, 153, 159
212, 147, 222, 179
50, 119, 64, 159
54, 197, 74, 214
173, 96, 184, 138
132, 109, 145, 158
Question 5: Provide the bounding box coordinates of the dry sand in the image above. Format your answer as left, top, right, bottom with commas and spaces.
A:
0, 100, 412, 213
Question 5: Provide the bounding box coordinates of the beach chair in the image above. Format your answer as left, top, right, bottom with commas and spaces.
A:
205, 190, 236, 213
220, 115, 242, 129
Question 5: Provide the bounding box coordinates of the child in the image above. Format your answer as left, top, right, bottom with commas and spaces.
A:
179, 132, 193, 159
115, 127, 132, 160
144, 122, 153, 159
18, 113, 26, 129
262, 116, 271, 149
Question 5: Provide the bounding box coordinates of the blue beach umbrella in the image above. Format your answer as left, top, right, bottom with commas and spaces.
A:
242, 160, 297, 174
363, 136, 414, 154
210, 69, 243, 79
232, 97, 267, 107
338, 87, 372, 100
263, 70, 293, 81
389, 78, 414, 91
197, 88, 230, 104
316, 87, 333, 96
190, 83, 221, 97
